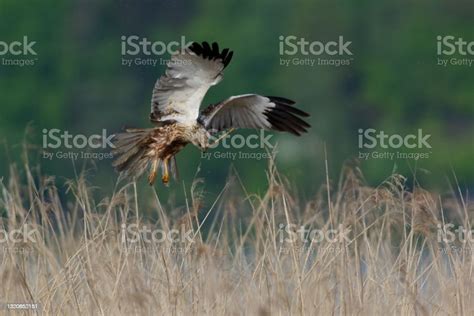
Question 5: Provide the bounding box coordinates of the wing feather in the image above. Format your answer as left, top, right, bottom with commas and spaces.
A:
199, 94, 310, 136
150, 41, 233, 125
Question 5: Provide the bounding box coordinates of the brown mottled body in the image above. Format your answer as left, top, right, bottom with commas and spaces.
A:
112, 123, 210, 185
146, 124, 187, 185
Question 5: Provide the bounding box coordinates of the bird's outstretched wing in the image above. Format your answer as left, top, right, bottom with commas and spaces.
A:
150, 41, 233, 125
199, 94, 311, 136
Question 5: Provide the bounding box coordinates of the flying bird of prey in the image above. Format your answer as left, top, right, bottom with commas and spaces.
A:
113, 41, 310, 185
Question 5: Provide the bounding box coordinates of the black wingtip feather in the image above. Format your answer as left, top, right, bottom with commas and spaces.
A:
212, 42, 219, 56
262, 97, 311, 136
223, 51, 233, 67
267, 96, 310, 117
220, 48, 229, 59
202, 42, 211, 59
266, 96, 296, 105
189, 42, 202, 55
188, 41, 234, 68
267, 113, 303, 136
272, 108, 311, 129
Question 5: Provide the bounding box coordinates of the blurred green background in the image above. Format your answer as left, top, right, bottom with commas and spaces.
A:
0, 0, 473, 200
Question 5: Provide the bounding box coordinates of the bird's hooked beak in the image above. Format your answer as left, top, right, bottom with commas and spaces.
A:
201, 141, 209, 153
192, 138, 208, 152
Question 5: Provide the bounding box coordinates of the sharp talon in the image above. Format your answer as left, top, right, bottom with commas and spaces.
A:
161, 158, 169, 186
162, 174, 169, 185
149, 158, 159, 186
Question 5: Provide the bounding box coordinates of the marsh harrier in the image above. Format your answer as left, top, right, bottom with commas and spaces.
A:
113, 41, 310, 185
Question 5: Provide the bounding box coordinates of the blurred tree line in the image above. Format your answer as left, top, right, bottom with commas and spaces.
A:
0, 0, 472, 202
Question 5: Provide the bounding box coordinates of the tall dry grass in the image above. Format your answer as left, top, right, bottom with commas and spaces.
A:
0, 157, 472, 315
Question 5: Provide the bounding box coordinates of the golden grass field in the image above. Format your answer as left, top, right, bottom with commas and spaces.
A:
0, 157, 472, 315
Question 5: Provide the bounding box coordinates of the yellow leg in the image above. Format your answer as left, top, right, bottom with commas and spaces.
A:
148, 159, 158, 185
162, 158, 169, 185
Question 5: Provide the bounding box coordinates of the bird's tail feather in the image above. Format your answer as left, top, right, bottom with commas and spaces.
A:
112, 128, 179, 185
112, 128, 156, 180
